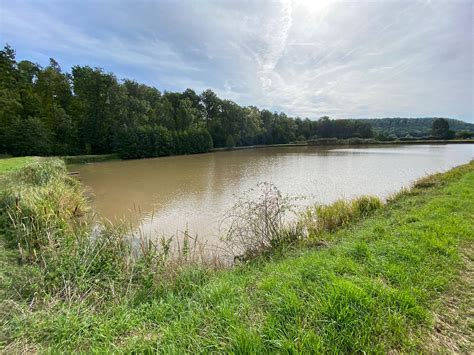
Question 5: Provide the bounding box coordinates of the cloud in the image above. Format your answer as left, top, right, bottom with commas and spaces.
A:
1, 0, 472, 121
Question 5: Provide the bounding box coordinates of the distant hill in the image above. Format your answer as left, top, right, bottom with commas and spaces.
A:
354, 118, 474, 138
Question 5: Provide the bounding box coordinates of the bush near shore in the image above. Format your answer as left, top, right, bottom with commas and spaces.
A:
0, 158, 473, 352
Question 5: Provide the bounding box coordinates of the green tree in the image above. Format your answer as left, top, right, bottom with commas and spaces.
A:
0, 44, 18, 90
226, 135, 235, 149
34, 59, 75, 153
212, 100, 244, 147
239, 106, 263, 145
200, 89, 221, 128
260, 109, 274, 144
176, 98, 197, 131
9, 117, 51, 156
432, 118, 450, 139
151, 96, 175, 129
273, 113, 297, 144
71, 66, 117, 153
182, 88, 203, 115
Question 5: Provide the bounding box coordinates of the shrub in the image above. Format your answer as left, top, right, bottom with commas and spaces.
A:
220, 182, 298, 260
455, 130, 474, 139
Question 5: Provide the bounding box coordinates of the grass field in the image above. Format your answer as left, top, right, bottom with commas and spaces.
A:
0, 157, 36, 193
0, 158, 472, 352
0, 156, 35, 175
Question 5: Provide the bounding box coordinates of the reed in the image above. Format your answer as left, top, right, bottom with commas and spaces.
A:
0, 158, 216, 302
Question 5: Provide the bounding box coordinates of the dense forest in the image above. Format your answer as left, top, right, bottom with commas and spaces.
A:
0, 44, 471, 159
0, 45, 374, 158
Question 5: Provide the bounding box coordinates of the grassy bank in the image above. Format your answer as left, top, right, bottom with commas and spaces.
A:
0, 157, 36, 193
0, 157, 36, 174
61, 154, 119, 165
0, 158, 473, 352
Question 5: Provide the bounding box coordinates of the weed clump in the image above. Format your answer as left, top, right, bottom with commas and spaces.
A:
352, 196, 384, 217
302, 195, 383, 237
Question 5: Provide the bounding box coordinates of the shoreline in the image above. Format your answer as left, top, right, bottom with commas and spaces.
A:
60, 139, 474, 165
0, 158, 473, 351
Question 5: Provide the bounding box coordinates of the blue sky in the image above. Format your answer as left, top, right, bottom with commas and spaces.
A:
1, 0, 472, 122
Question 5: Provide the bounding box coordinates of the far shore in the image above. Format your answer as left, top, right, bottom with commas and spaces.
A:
58, 138, 474, 165
211, 138, 474, 151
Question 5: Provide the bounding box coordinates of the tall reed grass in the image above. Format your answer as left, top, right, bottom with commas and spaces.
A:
0, 158, 216, 303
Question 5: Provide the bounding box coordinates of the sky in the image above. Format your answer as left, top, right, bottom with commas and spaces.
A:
1, 0, 473, 122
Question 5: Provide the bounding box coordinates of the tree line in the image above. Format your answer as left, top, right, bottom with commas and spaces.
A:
1, 44, 377, 158
356, 117, 473, 140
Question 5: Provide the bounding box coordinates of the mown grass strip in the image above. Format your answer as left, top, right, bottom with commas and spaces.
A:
0, 157, 36, 175
0, 157, 37, 195
61, 154, 119, 165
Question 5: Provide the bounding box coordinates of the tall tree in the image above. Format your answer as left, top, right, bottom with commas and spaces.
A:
432, 118, 450, 139
34, 59, 75, 153
175, 98, 197, 131
200, 89, 221, 128
71, 66, 117, 153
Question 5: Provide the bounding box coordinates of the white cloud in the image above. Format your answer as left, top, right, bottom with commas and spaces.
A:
1, 0, 472, 121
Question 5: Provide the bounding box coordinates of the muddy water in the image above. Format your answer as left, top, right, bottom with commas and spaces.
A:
72, 144, 473, 246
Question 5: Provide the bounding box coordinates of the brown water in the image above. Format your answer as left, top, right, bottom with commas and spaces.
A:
72, 144, 473, 245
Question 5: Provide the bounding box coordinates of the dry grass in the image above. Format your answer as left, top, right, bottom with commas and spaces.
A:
427, 242, 474, 353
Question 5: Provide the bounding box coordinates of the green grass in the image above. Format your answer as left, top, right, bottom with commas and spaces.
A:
0, 156, 37, 193
0, 160, 473, 352
0, 156, 36, 175
61, 154, 119, 165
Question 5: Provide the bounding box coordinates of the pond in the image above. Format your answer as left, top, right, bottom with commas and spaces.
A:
72, 144, 473, 246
